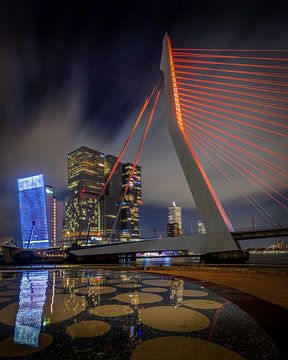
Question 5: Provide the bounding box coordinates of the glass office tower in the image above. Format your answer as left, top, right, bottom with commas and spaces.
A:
18, 174, 49, 248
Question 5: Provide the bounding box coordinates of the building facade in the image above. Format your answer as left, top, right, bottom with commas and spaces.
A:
103, 155, 123, 240
121, 163, 142, 241
167, 201, 183, 237
18, 174, 49, 248
65, 146, 105, 246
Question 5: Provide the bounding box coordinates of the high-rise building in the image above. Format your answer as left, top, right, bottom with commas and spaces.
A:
18, 174, 49, 248
197, 219, 207, 234
167, 201, 183, 237
103, 155, 123, 240
45, 185, 63, 247
121, 163, 142, 241
65, 146, 105, 246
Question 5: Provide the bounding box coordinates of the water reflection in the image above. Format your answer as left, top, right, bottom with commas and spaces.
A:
170, 279, 184, 306
14, 271, 48, 347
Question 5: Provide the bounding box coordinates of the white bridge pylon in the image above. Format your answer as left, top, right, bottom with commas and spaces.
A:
160, 34, 239, 252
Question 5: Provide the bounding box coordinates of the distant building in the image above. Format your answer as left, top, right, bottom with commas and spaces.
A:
120, 163, 142, 241
167, 201, 182, 237
18, 174, 49, 248
197, 219, 206, 234
65, 146, 105, 246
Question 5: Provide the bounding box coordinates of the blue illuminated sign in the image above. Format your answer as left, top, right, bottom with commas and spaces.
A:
18, 175, 44, 192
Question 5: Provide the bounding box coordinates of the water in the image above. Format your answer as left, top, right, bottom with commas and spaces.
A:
0, 269, 281, 359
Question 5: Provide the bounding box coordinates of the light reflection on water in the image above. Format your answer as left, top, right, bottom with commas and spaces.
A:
14, 271, 48, 347
0, 269, 281, 359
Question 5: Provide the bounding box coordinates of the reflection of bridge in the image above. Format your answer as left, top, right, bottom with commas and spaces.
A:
71, 35, 287, 263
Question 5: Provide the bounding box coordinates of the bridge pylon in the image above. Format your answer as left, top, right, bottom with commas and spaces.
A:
160, 34, 239, 253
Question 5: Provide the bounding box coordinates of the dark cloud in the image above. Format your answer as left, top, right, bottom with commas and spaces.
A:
0, 0, 287, 242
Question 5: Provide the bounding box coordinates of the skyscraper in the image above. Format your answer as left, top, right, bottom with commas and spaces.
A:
65, 146, 105, 245
103, 155, 123, 240
167, 201, 183, 237
121, 163, 142, 241
18, 175, 63, 249
18, 174, 49, 248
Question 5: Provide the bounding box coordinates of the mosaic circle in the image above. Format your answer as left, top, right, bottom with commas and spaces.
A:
140, 306, 210, 332
77, 286, 117, 295
141, 287, 168, 293
66, 320, 111, 338
0, 290, 19, 297
116, 292, 163, 304
116, 283, 142, 289
131, 336, 245, 360
183, 290, 208, 297
91, 304, 134, 317
183, 299, 223, 309
0, 294, 87, 326
142, 280, 171, 287
0, 297, 11, 304
0, 333, 53, 357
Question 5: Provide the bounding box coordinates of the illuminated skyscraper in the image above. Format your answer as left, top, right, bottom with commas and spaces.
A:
65, 146, 105, 245
103, 155, 123, 240
18, 174, 49, 248
121, 163, 142, 241
45, 185, 63, 247
167, 201, 182, 237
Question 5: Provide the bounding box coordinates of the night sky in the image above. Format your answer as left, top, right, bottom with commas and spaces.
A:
0, 0, 287, 244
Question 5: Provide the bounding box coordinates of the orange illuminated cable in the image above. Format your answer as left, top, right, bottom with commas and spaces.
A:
172, 51, 288, 62
173, 58, 288, 71
189, 132, 279, 224
185, 125, 288, 211
176, 70, 288, 88
182, 109, 288, 149
182, 114, 288, 161
178, 85, 288, 110
109, 90, 161, 241
176, 75, 288, 96
191, 128, 288, 204
175, 64, 288, 80
183, 119, 288, 177
179, 91, 288, 120
96, 84, 157, 202
180, 97, 288, 131
186, 122, 288, 189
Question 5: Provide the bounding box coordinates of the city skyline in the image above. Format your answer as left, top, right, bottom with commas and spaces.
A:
0, 1, 287, 245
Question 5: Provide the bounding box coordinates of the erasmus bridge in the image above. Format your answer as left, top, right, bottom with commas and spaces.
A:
70, 35, 288, 263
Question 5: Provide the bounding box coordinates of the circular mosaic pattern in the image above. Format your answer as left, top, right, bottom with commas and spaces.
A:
141, 287, 168, 293
91, 304, 134, 317
0, 294, 87, 326
116, 283, 142, 289
140, 306, 210, 332
183, 290, 209, 297
0, 297, 11, 304
183, 299, 223, 309
0, 290, 19, 297
0, 333, 53, 357
116, 292, 163, 305
131, 336, 245, 360
142, 280, 171, 287
77, 286, 117, 295
66, 320, 111, 338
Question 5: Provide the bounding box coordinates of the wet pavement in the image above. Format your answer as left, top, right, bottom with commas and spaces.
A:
0, 269, 283, 359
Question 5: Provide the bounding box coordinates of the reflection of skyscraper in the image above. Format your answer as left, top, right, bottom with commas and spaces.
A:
18, 175, 49, 248
14, 271, 48, 347
65, 146, 105, 245
167, 201, 182, 237
121, 164, 142, 241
